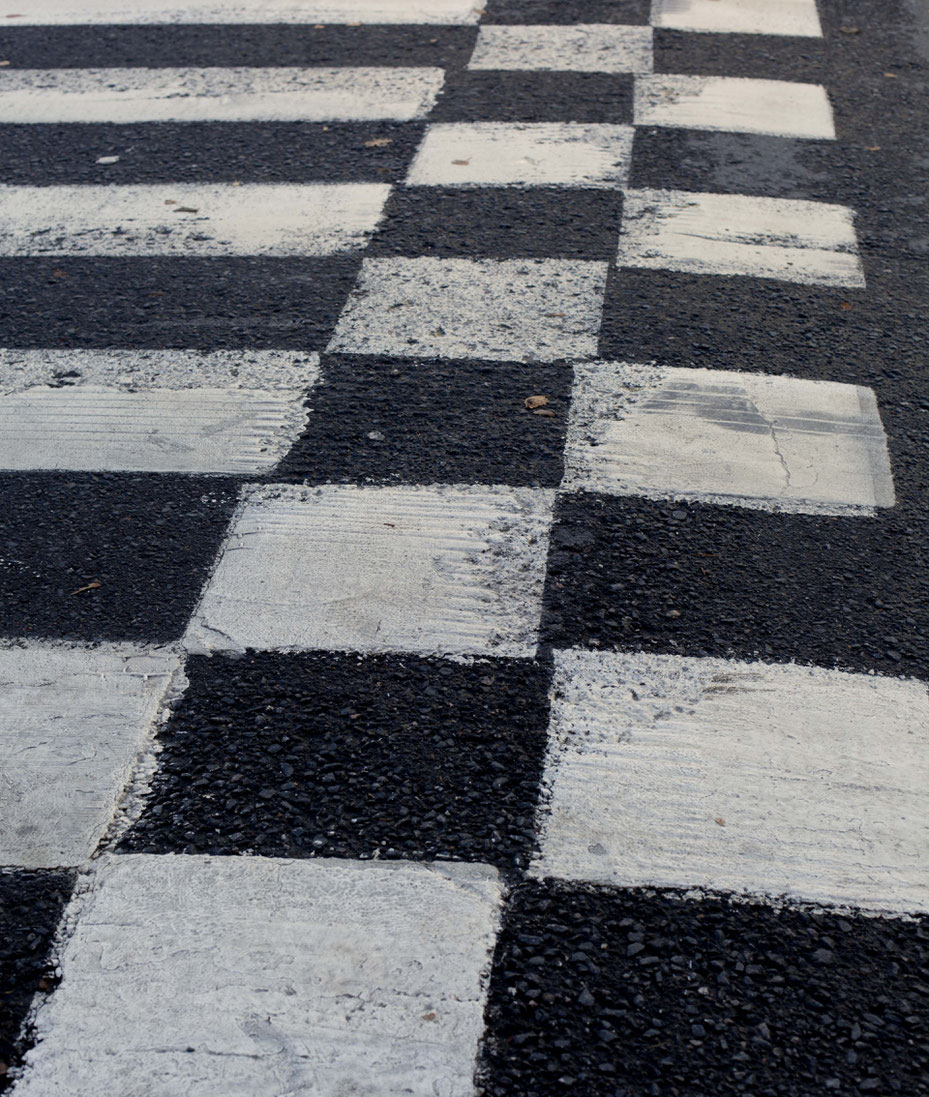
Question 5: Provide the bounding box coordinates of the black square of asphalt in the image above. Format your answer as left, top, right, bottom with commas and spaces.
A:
0, 473, 240, 644
122, 650, 552, 873
274, 353, 572, 488
478, 882, 929, 1097
0, 870, 74, 1091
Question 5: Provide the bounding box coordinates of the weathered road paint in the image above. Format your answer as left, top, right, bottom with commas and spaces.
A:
650, 0, 823, 37
468, 24, 654, 73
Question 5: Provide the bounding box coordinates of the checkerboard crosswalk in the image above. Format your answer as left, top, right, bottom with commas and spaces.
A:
1, 2, 927, 1094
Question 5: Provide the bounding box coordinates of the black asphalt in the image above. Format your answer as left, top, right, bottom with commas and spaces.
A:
1, 2, 928, 1093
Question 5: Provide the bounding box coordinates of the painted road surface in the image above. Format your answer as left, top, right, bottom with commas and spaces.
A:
2, 2, 929, 1096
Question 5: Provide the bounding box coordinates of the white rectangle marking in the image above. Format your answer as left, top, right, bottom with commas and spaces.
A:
618, 188, 865, 288
468, 24, 654, 73
406, 122, 634, 187
5, 0, 483, 25
327, 257, 609, 362
650, 0, 823, 37
0, 644, 180, 869
185, 483, 555, 659
0, 349, 318, 475
0, 183, 390, 257
634, 75, 835, 139
534, 650, 929, 914
0, 67, 445, 123
563, 362, 895, 515
17, 855, 503, 1097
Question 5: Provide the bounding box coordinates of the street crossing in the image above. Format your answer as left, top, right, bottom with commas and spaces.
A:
1, 1, 927, 1095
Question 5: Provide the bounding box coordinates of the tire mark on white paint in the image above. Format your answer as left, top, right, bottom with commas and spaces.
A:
650, 0, 823, 37
618, 188, 865, 288
562, 362, 895, 515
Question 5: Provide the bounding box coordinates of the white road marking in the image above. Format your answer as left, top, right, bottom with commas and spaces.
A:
0, 644, 180, 869
16, 855, 503, 1097
533, 650, 929, 915
467, 23, 654, 73
327, 257, 609, 362
6, 0, 483, 25
562, 362, 895, 515
184, 483, 555, 659
0, 183, 390, 257
618, 188, 865, 287
650, 0, 823, 37
406, 122, 634, 187
0, 67, 445, 123
634, 75, 835, 139
0, 349, 317, 475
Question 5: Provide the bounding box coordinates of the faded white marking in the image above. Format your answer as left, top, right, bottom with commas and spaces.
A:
0, 183, 390, 257
6, 0, 483, 25
533, 649, 929, 915
406, 122, 634, 187
0, 349, 317, 474
634, 75, 835, 139
563, 362, 895, 515
185, 483, 555, 659
16, 855, 503, 1097
650, 0, 823, 37
468, 23, 654, 73
618, 188, 865, 288
327, 257, 608, 362
0, 68, 445, 123
0, 644, 180, 869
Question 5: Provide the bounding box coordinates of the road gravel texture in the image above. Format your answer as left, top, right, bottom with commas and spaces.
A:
1, 0, 929, 1094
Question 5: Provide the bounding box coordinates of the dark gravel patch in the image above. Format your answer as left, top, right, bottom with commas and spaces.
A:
479, 881, 929, 1097
0, 870, 73, 1092
122, 650, 552, 874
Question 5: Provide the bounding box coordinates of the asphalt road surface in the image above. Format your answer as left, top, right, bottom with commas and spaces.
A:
1, 2, 929, 1095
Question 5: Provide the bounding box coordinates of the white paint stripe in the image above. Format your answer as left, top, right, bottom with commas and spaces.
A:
0, 183, 390, 257
0, 68, 445, 123
533, 650, 929, 914
0, 349, 318, 475
634, 75, 835, 139
650, 0, 823, 37
467, 23, 654, 73
406, 122, 635, 187
5, 0, 482, 25
17, 855, 503, 1096
618, 188, 865, 288
0, 643, 180, 869
562, 362, 895, 515
184, 483, 554, 659
327, 257, 609, 362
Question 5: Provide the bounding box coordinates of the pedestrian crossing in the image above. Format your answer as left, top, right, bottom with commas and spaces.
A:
1, 2, 926, 1094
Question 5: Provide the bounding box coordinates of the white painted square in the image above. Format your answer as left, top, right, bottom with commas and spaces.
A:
468, 24, 654, 73
0, 349, 319, 474
650, 0, 823, 37
563, 362, 895, 515
0, 67, 445, 123
0, 183, 390, 257
185, 483, 555, 658
327, 257, 608, 362
534, 650, 929, 914
0, 644, 180, 869
10, 0, 484, 25
634, 75, 835, 139
618, 188, 865, 288
406, 122, 634, 188
16, 855, 503, 1097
